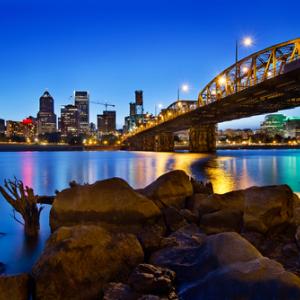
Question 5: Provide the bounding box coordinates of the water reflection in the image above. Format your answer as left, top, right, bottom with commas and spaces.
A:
0, 149, 299, 274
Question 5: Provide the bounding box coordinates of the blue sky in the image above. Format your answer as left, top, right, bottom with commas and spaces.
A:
0, 0, 299, 129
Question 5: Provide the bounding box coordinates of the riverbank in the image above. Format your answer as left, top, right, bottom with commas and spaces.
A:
217, 144, 300, 150
174, 143, 300, 151
1, 170, 300, 299
0, 143, 121, 152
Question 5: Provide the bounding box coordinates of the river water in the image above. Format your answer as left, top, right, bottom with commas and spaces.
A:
0, 149, 299, 274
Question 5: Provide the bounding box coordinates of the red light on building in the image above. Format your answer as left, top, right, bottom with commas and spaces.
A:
22, 118, 33, 125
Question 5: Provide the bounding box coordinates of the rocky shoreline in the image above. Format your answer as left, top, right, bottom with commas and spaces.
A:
1, 170, 300, 299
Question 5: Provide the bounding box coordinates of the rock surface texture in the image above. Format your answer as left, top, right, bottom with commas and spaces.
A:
140, 170, 193, 208
0, 273, 31, 300
32, 225, 144, 300
50, 177, 161, 232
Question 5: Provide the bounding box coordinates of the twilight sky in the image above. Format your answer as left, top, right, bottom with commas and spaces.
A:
0, 0, 299, 129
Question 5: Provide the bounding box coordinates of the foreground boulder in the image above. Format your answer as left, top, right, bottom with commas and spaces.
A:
50, 178, 161, 232
103, 264, 178, 300
151, 230, 300, 299
187, 190, 244, 216
200, 208, 243, 234
128, 264, 175, 295
188, 185, 295, 234
243, 185, 294, 233
140, 170, 193, 208
0, 273, 31, 300
180, 257, 300, 300
32, 225, 144, 300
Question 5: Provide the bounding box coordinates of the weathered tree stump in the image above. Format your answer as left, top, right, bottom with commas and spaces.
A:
0, 178, 43, 237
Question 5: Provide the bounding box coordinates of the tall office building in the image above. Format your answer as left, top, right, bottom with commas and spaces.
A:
60, 105, 80, 136
0, 119, 5, 134
97, 111, 116, 134
74, 91, 89, 134
37, 91, 57, 134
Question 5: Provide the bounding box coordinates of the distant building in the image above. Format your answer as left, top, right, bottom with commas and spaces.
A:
0, 119, 5, 134
285, 117, 300, 138
260, 114, 287, 136
97, 111, 116, 134
37, 91, 57, 134
60, 105, 79, 136
130, 102, 136, 116
22, 116, 37, 140
6, 120, 23, 138
123, 90, 146, 133
5, 117, 37, 141
74, 91, 89, 134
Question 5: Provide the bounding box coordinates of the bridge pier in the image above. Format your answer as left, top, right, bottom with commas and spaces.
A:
142, 135, 156, 151
189, 124, 216, 153
155, 132, 174, 152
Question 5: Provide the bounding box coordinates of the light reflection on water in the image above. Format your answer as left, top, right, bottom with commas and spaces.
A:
0, 149, 299, 274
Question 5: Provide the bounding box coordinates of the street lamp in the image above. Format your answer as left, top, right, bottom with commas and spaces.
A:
177, 84, 189, 101
235, 37, 253, 92
155, 103, 163, 116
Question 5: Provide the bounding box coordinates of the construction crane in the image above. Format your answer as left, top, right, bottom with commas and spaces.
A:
90, 101, 116, 111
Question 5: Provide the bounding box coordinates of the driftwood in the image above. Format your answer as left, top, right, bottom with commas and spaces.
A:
0, 178, 43, 237
37, 195, 55, 205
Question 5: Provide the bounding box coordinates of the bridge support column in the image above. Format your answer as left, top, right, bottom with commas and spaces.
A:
155, 132, 174, 152
189, 124, 216, 153
142, 135, 156, 151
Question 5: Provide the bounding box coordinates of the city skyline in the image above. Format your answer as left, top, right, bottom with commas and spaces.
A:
1, 0, 300, 129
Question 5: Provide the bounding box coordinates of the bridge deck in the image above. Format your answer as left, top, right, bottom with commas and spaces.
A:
132, 67, 300, 136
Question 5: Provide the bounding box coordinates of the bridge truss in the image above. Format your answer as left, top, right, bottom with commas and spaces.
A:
199, 38, 300, 105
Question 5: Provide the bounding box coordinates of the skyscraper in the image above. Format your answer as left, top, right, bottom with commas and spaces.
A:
0, 119, 5, 134
97, 111, 116, 134
60, 105, 80, 136
74, 91, 89, 134
37, 91, 57, 134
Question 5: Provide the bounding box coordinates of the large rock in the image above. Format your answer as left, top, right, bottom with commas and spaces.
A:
179, 257, 300, 300
50, 178, 161, 232
187, 190, 244, 216
150, 232, 261, 284
32, 225, 144, 300
152, 230, 300, 299
140, 170, 193, 208
243, 185, 294, 233
291, 193, 300, 226
128, 264, 175, 295
0, 273, 31, 300
200, 208, 243, 234
103, 282, 137, 300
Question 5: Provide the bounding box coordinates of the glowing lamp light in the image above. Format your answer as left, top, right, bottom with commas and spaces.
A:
243, 37, 253, 47
218, 75, 227, 86
242, 66, 249, 74
181, 84, 189, 92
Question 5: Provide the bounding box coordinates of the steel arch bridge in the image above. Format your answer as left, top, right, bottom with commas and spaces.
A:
198, 38, 300, 105
123, 38, 300, 152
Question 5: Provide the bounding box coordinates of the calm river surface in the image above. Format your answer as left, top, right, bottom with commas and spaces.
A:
0, 149, 299, 274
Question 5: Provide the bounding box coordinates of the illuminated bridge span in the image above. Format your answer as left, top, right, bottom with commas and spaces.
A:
123, 38, 300, 152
